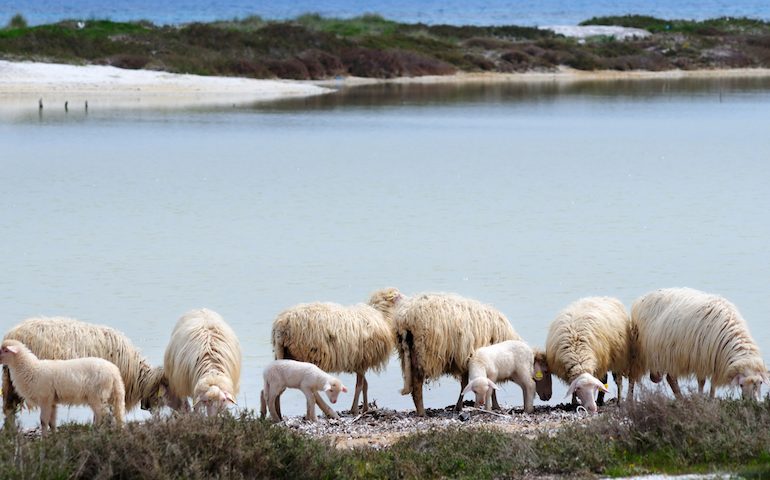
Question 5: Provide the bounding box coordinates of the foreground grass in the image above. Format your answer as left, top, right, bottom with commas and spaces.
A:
2, 394, 770, 479
1, 14, 770, 79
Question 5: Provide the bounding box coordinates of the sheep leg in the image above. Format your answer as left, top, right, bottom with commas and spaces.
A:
49, 404, 58, 432
709, 383, 717, 399
2, 366, 22, 422
666, 374, 683, 399
351, 372, 364, 415
627, 379, 635, 402
455, 371, 469, 412
522, 379, 535, 414
266, 387, 282, 422
39, 405, 52, 435
491, 391, 501, 411
596, 373, 608, 406
313, 391, 339, 420
614, 372, 623, 404
260, 390, 267, 419
362, 376, 369, 412
304, 391, 318, 422
275, 392, 283, 419
412, 375, 426, 417
697, 377, 706, 395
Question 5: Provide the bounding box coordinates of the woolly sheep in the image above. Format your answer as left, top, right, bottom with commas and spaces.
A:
545, 297, 632, 413
260, 359, 348, 422
0, 339, 126, 434
396, 292, 551, 416
461, 340, 545, 413
164, 308, 242, 416
271, 287, 401, 415
2, 316, 165, 419
630, 287, 768, 400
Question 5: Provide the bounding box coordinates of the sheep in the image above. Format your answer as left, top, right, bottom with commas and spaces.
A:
461, 340, 545, 413
260, 359, 348, 422
395, 292, 552, 416
545, 296, 632, 413
630, 287, 768, 400
163, 308, 241, 416
271, 287, 401, 415
0, 339, 125, 434
2, 316, 165, 420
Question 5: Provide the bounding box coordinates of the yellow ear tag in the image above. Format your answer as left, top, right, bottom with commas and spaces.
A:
604, 384, 609, 390
534, 371, 543, 381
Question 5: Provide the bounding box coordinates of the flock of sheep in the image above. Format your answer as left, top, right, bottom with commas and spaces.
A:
1, 286, 767, 433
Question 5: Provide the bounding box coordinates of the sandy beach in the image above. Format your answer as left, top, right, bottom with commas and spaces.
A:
3, 60, 770, 115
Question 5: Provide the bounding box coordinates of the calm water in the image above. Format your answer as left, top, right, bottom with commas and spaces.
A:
2, 77, 770, 425
3, 0, 770, 27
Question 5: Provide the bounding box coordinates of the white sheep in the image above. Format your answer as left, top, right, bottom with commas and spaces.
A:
0, 339, 126, 434
395, 292, 552, 416
461, 340, 545, 413
271, 287, 400, 415
163, 308, 242, 416
631, 287, 768, 400
260, 359, 348, 422
3, 316, 165, 418
545, 296, 632, 413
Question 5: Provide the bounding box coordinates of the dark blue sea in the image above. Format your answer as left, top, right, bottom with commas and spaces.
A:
3, 0, 770, 27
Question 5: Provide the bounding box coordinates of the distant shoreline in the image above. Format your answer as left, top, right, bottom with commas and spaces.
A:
2, 60, 770, 113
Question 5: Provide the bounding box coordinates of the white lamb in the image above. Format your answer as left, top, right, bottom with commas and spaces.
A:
0, 339, 126, 434
461, 340, 544, 413
260, 359, 348, 422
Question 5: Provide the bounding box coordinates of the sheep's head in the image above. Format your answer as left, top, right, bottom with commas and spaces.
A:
323, 378, 348, 404
369, 287, 402, 313
140, 367, 168, 411
533, 349, 552, 401
0, 340, 24, 365
732, 372, 768, 401
193, 380, 236, 416
566, 373, 609, 414
462, 377, 498, 408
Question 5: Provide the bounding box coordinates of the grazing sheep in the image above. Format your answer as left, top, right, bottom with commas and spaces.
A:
3, 316, 165, 419
461, 340, 545, 413
271, 287, 401, 415
164, 308, 241, 416
395, 292, 532, 416
545, 297, 632, 413
260, 359, 348, 422
0, 339, 125, 434
631, 287, 768, 400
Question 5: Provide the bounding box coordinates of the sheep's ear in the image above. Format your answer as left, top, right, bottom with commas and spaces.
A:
224, 391, 237, 405
4, 345, 19, 354
462, 383, 474, 395
323, 383, 332, 392
488, 379, 499, 391
595, 379, 610, 394
341, 385, 348, 393
565, 378, 580, 398
731, 374, 745, 386
762, 371, 769, 383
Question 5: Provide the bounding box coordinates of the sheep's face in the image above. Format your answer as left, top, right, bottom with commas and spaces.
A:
324, 379, 348, 404
533, 360, 552, 401
194, 385, 237, 416
462, 377, 498, 408
369, 287, 402, 312
566, 373, 609, 414
0, 341, 22, 365
733, 373, 766, 401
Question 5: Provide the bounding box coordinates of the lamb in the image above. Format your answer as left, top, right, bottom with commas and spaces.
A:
271, 287, 401, 415
630, 287, 768, 400
260, 359, 348, 422
0, 339, 126, 434
545, 296, 633, 413
395, 292, 551, 416
3, 316, 165, 419
164, 308, 242, 416
461, 340, 546, 413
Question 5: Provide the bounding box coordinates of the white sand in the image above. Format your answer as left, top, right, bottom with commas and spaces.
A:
0, 60, 331, 112
539, 25, 652, 40
2, 60, 770, 116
